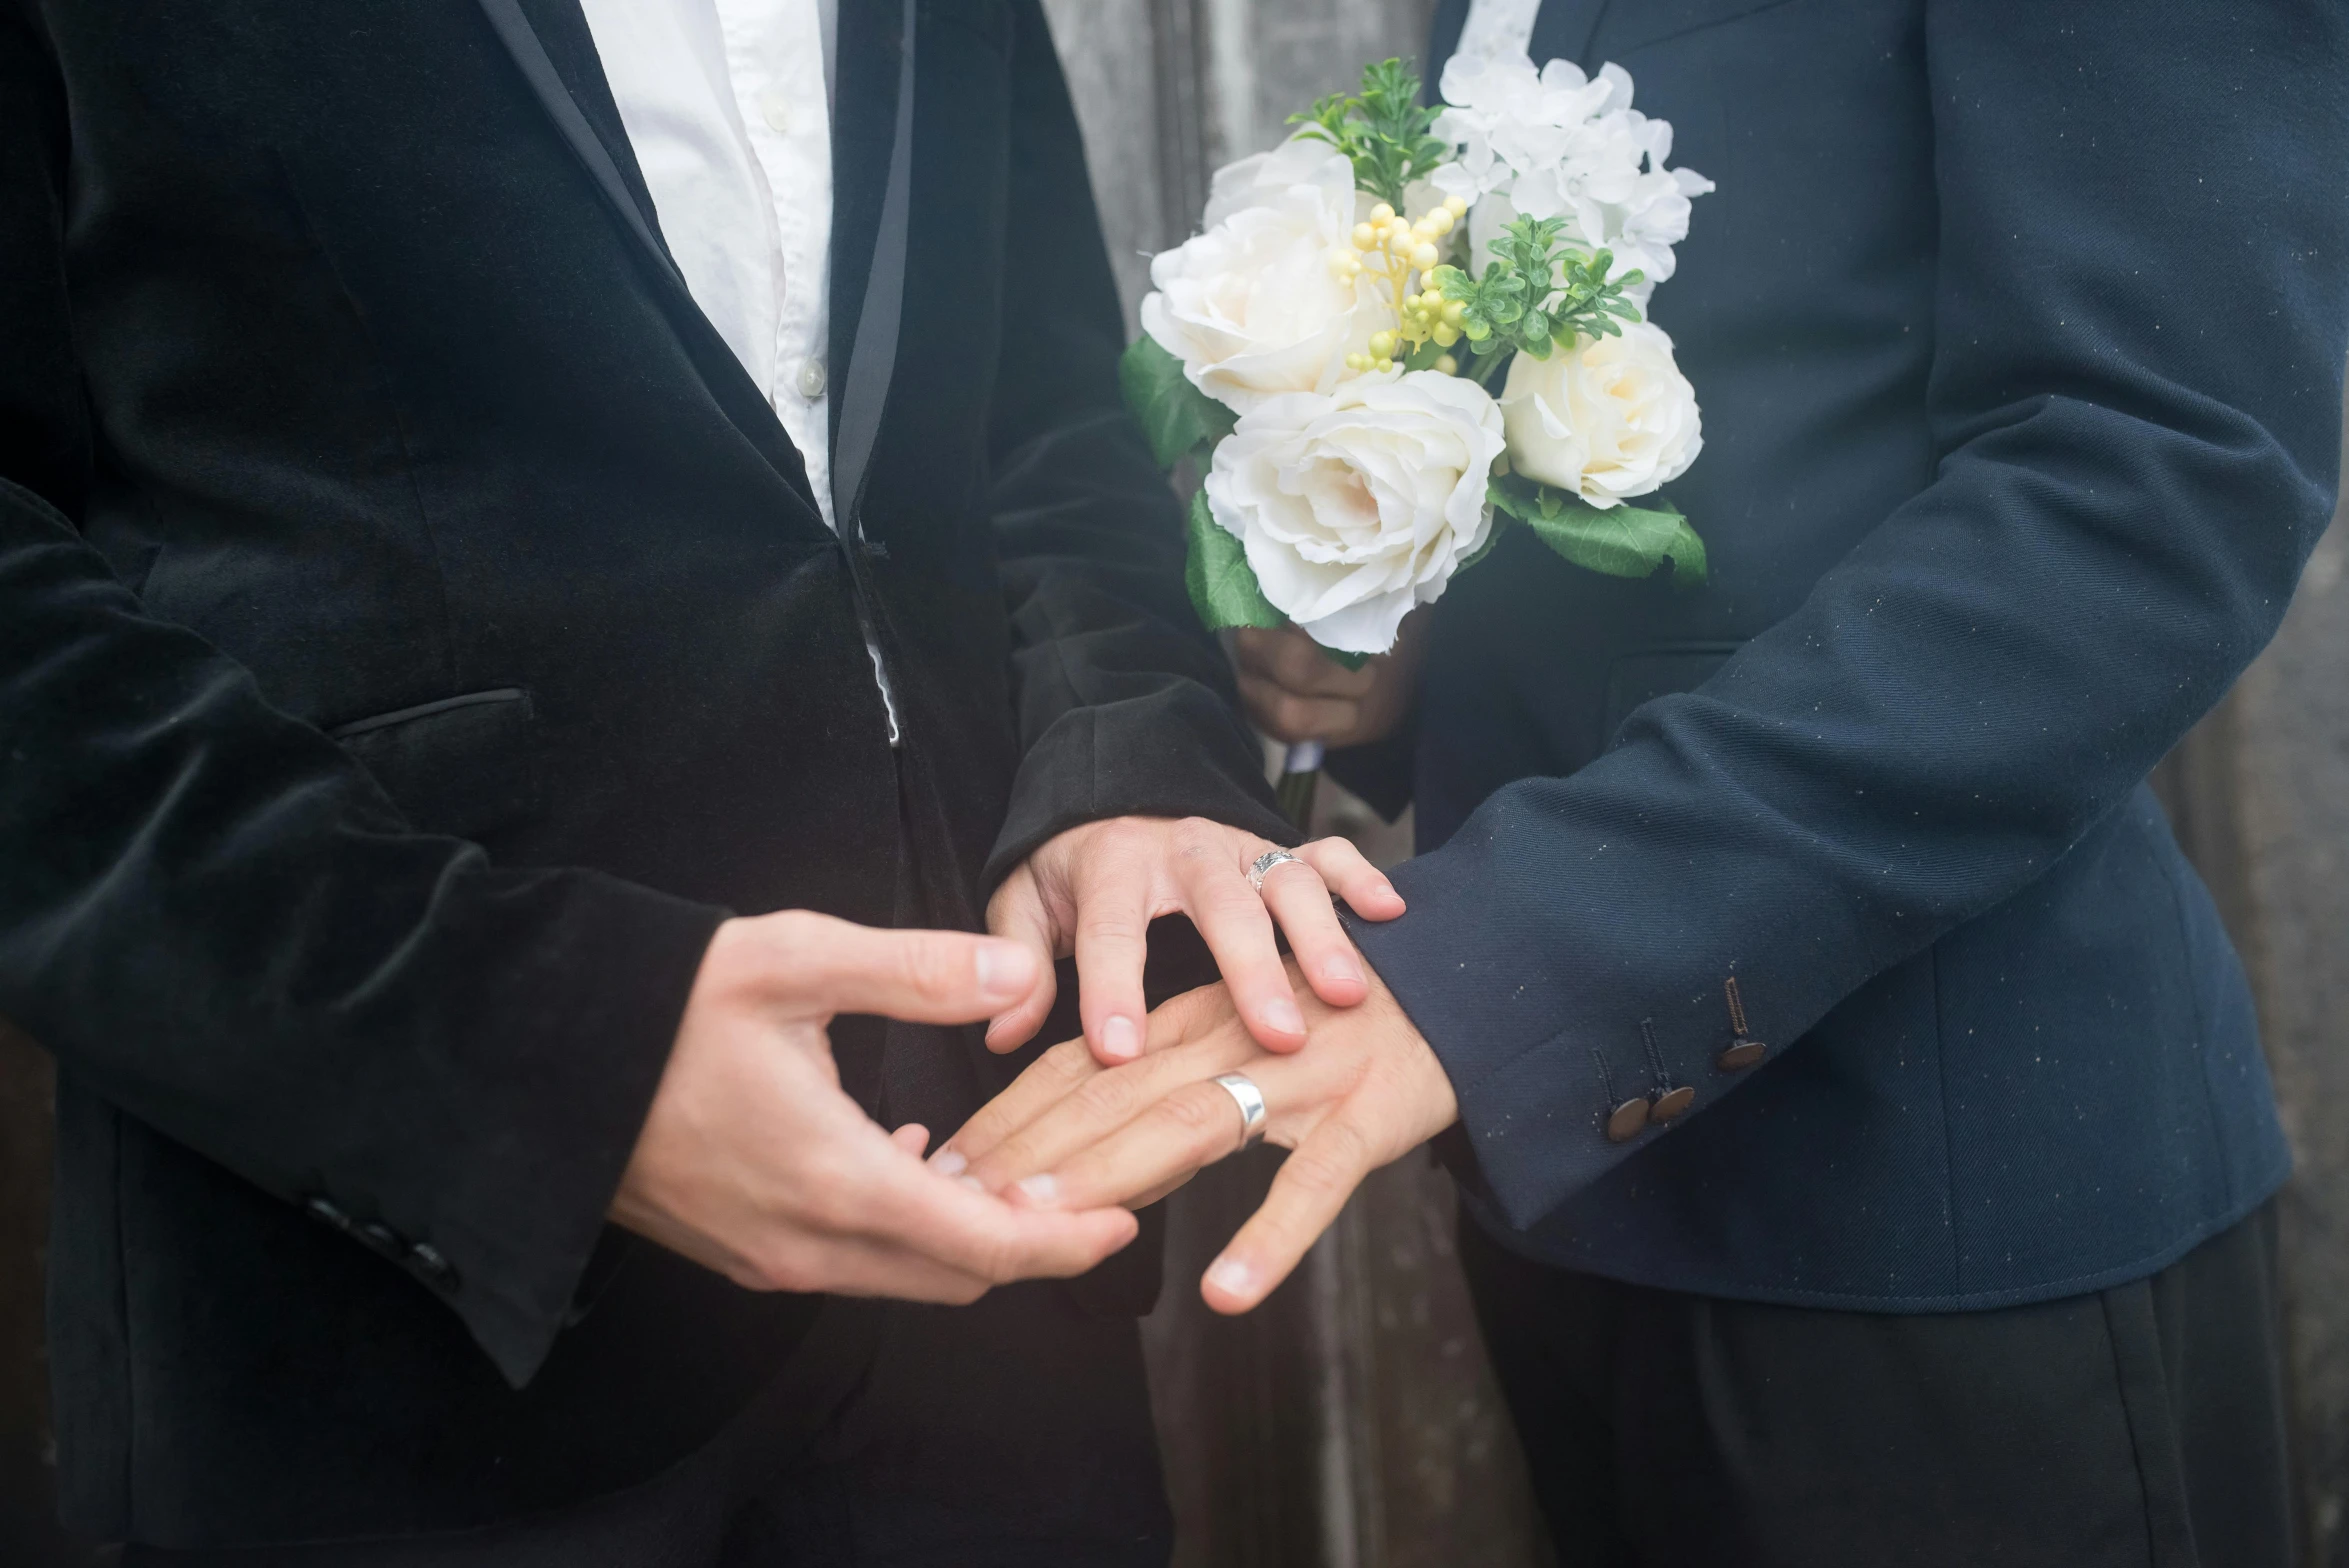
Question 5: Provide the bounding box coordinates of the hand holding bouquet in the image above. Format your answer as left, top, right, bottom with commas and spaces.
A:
1121, 51, 1714, 820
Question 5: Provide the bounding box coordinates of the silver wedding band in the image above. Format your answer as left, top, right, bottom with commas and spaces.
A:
1212, 1072, 1269, 1151
1247, 847, 1305, 893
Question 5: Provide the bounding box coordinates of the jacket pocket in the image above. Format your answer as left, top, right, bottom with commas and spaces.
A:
1601, 642, 1743, 745
332, 688, 542, 843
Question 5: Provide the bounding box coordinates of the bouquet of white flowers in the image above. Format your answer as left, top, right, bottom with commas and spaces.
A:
1122, 52, 1714, 821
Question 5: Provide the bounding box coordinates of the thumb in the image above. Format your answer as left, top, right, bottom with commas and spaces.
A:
983, 872, 1060, 1054
744, 911, 1040, 1024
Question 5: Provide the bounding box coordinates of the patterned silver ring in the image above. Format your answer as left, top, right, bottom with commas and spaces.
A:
1247, 847, 1305, 894
1212, 1073, 1269, 1150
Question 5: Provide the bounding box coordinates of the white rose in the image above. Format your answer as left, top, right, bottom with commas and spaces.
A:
1139, 139, 1393, 414
1203, 372, 1505, 655
1500, 321, 1702, 507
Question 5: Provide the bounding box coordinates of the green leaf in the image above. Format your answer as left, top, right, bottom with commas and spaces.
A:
1286, 57, 1449, 209
1491, 479, 1709, 587
1185, 488, 1286, 631
1120, 336, 1237, 470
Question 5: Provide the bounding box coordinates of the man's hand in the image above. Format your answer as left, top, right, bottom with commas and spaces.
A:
987, 820, 1405, 1066
1233, 613, 1428, 749
611, 910, 1139, 1304
939, 959, 1456, 1314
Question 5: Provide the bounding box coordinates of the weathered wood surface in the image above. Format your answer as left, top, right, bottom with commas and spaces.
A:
2157, 463, 2349, 1563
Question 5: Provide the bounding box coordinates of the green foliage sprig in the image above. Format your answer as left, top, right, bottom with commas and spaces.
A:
1290, 58, 1452, 211
1436, 215, 1644, 385
1487, 476, 1708, 586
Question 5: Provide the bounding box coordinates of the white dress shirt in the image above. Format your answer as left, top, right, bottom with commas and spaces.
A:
578, 0, 843, 529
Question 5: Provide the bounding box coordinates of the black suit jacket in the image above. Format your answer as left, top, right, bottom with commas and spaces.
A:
1349, 0, 2345, 1308
0, 0, 1284, 1545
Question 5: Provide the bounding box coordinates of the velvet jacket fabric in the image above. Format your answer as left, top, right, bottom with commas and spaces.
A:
0, 0, 1284, 1545
1347, 0, 2348, 1308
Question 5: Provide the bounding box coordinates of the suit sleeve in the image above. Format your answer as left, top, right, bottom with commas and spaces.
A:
979, 0, 1293, 889
1351, 0, 2349, 1228
0, 5, 723, 1388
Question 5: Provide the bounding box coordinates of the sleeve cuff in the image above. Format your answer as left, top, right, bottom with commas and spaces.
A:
378, 874, 727, 1388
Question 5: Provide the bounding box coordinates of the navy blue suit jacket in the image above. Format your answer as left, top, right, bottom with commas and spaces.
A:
1349, 0, 2348, 1310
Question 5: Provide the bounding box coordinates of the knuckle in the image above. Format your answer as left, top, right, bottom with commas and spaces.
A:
1282, 1153, 1350, 1200
897, 933, 963, 999
1096, 819, 1148, 856
1073, 1069, 1141, 1124
1045, 1036, 1101, 1084
970, 1231, 1021, 1285
1171, 817, 1225, 860
1161, 1085, 1228, 1137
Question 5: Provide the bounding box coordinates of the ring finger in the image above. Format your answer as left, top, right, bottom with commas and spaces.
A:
1254, 854, 1367, 1007
1009, 1075, 1263, 1213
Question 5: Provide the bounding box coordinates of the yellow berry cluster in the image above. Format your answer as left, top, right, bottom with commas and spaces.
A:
1327, 194, 1472, 375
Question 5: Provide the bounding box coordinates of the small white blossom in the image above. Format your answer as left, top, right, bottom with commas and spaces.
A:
1433, 51, 1713, 306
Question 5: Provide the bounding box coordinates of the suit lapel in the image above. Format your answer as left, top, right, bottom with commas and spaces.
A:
1531, 0, 1614, 68
826, 0, 915, 532
472, 0, 826, 524
826, 0, 908, 506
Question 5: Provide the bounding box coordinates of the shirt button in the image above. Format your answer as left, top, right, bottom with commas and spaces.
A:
795, 359, 827, 400
760, 88, 794, 134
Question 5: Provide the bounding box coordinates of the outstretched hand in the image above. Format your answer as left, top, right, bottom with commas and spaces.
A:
987, 818, 1405, 1065
612, 911, 1140, 1304
937, 957, 1457, 1314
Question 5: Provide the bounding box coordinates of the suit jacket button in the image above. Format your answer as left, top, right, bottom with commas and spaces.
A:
1651, 1086, 1696, 1122
1717, 1038, 1767, 1071
355, 1221, 404, 1259
409, 1243, 460, 1292
1605, 1098, 1651, 1143
303, 1196, 351, 1232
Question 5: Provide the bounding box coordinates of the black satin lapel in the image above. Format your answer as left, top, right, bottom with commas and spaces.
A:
830, 0, 914, 531
512, 0, 672, 256
472, 0, 827, 525
827, 0, 903, 461
475, 0, 684, 293
1531, 0, 1615, 68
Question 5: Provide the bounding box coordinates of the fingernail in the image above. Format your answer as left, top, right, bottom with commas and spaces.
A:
1015, 1173, 1062, 1208
1261, 997, 1306, 1037
974, 942, 1036, 1003
1206, 1255, 1257, 1299
930, 1149, 967, 1178
1101, 1015, 1141, 1061
1377, 880, 1401, 906
957, 1175, 986, 1193
1321, 955, 1364, 988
